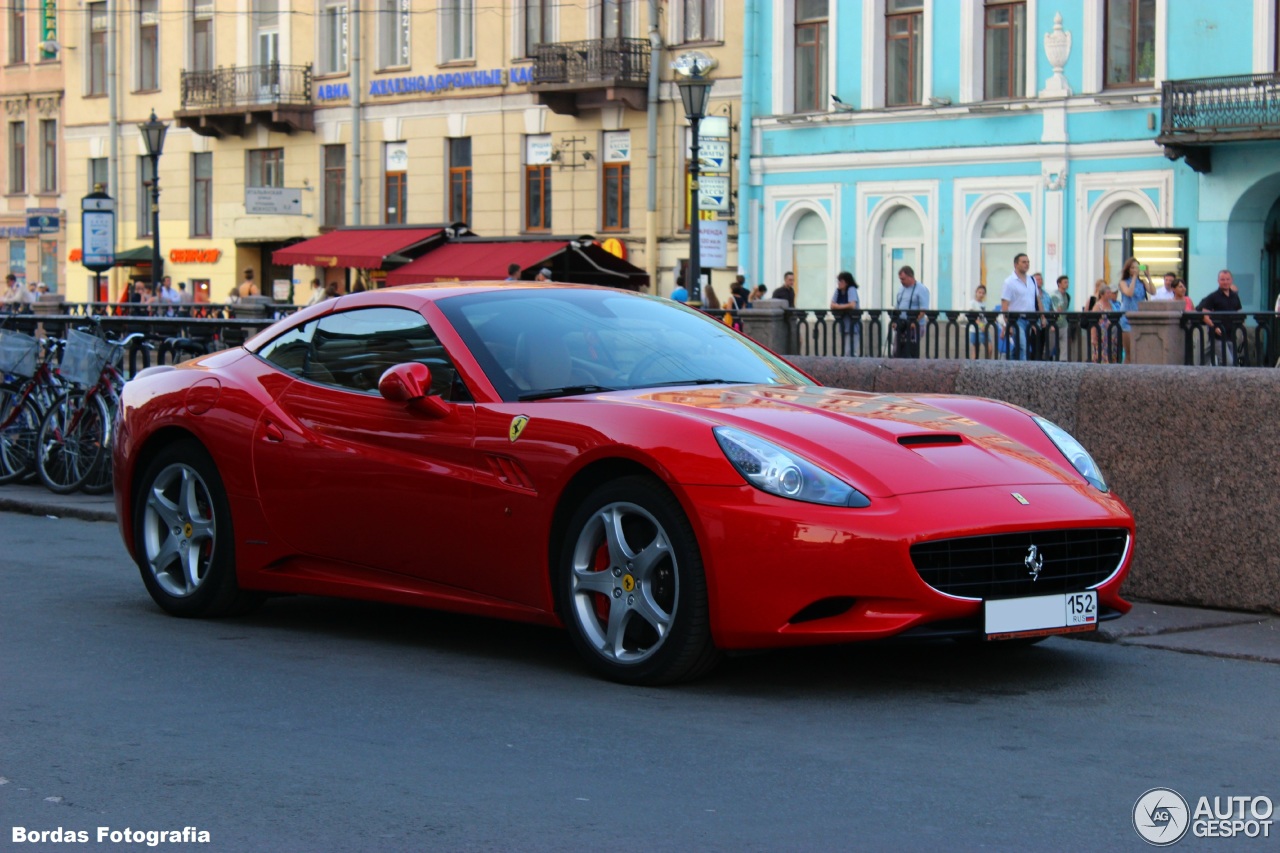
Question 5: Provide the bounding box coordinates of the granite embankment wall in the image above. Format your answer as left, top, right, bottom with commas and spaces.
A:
790, 358, 1280, 614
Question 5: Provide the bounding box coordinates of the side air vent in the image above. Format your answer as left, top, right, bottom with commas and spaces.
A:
898, 434, 963, 447
788, 597, 857, 624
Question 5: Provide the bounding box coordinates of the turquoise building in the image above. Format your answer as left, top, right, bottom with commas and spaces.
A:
737, 0, 1280, 313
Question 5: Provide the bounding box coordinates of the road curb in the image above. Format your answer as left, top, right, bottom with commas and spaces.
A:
0, 496, 116, 524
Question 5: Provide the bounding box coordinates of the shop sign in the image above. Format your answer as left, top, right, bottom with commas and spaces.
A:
699, 220, 728, 268
169, 249, 222, 263
40, 0, 57, 60
369, 68, 521, 97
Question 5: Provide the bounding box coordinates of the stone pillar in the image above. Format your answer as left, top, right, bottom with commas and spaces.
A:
738, 299, 789, 353
1128, 300, 1186, 365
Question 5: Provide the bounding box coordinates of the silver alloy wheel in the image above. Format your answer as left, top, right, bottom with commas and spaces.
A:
568, 501, 678, 665
142, 462, 218, 598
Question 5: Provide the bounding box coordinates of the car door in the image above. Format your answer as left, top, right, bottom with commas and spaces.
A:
251, 306, 482, 585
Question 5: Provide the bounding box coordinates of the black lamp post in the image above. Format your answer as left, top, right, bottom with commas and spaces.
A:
674, 52, 715, 305
138, 109, 169, 290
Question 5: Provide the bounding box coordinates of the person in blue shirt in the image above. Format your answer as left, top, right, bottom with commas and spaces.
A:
670, 277, 689, 303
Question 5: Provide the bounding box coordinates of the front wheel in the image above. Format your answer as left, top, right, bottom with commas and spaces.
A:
133, 440, 261, 617
36, 392, 108, 494
0, 387, 41, 485
557, 476, 720, 685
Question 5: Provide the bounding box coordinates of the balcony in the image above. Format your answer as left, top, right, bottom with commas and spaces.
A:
1157, 72, 1280, 173
530, 38, 650, 115
176, 64, 315, 138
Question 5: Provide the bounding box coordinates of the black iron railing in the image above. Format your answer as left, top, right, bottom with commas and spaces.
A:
531, 38, 650, 86
1180, 312, 1278, 367
1160, 73, 1280, 136
180, 64, 313, 110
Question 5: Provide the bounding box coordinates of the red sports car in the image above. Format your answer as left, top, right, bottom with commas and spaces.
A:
114, 284, 1133, 684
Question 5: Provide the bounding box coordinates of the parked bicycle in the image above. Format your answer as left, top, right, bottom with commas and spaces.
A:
0, 324, 68, 485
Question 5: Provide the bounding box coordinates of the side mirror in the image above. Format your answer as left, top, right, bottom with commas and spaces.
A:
378, 362, 449, 418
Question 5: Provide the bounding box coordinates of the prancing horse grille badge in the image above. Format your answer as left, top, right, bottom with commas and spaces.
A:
1025, 545, 1044, 581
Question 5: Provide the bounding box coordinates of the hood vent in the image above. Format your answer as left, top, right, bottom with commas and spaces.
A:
898, 434, 963, 447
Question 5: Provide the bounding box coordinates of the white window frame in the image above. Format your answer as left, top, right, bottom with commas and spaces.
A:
137, 0, 161, 92
952, 178, 1041, 311
1082, 0, 1166, 94
1253, 0, 1276, 73
1074, 170, 1171, 287
318, 0, 350, 75
439, 0, 475, 63
86, 2, 108, 96
589, 0, 639, 39
860, 0, 934, 110
375, 0, 411, 70
771, 0, 840, 115
762, 184, 839, 305
671, 0, 723, 45
959, 0, 1037, 104
855, 179, 939, 309
515, 0, 558, 59
189, 0, 215, 73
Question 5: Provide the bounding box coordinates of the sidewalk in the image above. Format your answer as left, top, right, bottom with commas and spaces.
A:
1, 484, 1276, 664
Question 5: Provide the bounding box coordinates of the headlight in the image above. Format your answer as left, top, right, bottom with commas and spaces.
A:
1035, 417, 1108, 492
713, 427, 871, 507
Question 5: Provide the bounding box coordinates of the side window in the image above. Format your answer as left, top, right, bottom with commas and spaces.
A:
309, 307, 467, 399
257, 320, 317, 378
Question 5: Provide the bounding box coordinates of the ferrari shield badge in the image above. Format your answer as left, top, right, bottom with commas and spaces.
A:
509, 415, 530, 443
1012, 492, 1030, 505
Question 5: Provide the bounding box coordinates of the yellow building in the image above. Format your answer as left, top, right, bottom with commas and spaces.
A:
61, 1, 741, 304
1, 1, 65, 294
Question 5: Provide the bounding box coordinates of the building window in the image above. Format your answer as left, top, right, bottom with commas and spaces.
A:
192, 0, 214, 72
137, 156, 155, 237
320, 1, 349, 75
8, 122, 25, 194
89, 157, 108, 191
978, 206, 1027, 289
323, 144, 345, 228
247, 148, 284, 188
681, 0, 719, 43
1105, 0, 1155, 88
984, 2, 1025, 100
601, 0, 636, 38
191, 152, 212, 237
8, 2, 25, 63
524, 135, 552, 232
602, 131, 630, 231
88, 3, 108, 95
40, 241, 57, 293
794, 0, 828, 113
39, 120, 56, 193
376, 0, 410, 69
523, 0, 553, 58
1101, 202, 1150, 283
886, 0, 923, 107
384, 141, 407, 224
440, 0, 473, 62
878, 205, 925, 307
448, 138, 472, 224
253, 0, 279, 65
138, 0, 160, 91
8, 241, 25, 286
790, 212, 829, 310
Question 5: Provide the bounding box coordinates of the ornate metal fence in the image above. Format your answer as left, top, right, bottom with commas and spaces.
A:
1161, 73, 1280, 136
531, 38, 650, 86
180, 64, 313, 109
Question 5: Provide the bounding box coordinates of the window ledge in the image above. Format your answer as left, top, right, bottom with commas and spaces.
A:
314, 70, 351, 81
674, 39, 724, 49
439, 59, 477, 69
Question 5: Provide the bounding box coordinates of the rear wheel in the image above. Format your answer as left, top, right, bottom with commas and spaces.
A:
36, 392, 107, 494
0, 387, 40, 485
557, 476, 720, 684
133, 440, 261, 617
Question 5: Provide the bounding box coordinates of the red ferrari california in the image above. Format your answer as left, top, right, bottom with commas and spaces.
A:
114, 284, 1134, 684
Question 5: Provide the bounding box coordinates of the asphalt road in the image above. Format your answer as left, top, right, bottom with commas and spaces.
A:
1, 513, 1276, 852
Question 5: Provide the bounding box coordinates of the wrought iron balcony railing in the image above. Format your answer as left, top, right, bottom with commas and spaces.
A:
180, 63, 313, 110
531, 38, 650, 88
1159, 73, 1280, 140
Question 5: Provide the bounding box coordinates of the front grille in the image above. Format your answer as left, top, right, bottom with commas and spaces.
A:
910, 528, 1128, 600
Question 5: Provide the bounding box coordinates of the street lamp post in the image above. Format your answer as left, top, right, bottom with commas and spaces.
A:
137, 109, 169, 292
674, 52, 716, 305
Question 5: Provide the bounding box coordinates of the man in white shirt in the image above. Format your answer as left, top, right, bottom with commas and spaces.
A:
893, 266, 930, 358
1152, 272, 1177, 301
1000, 253, 1039, 360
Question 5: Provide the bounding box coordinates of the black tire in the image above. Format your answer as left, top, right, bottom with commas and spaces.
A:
132, 439, 262, 617
556, 475, 721, 685
79, 430, 114, 495
0, 386, 41, 485
36, 392, 107, 494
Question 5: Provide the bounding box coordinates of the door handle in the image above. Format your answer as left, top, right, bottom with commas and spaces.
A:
262, 420, 285, 443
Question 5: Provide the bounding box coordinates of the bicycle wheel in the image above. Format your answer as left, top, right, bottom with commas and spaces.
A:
36, 392, 109, 494
80, 402, 116, 495
0, 386, 41, 485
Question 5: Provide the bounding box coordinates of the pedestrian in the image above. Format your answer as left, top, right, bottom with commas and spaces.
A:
237, 268, 260, 299
702, 282, 721, 309
535, 267, 553, 282
1091, 285, 1118, 363
178, 281, 192, 303
1153, 272, 1178, 301
670, 276, 689, 303
305, 278, 326, 306
323, 281, 340, 300
1196, 269, 1243, 365
893, 265, 929, 358
748, 284, 767, 304
1050, 274, 1071, 361
999, 253, 1038, 361
505, 263, 521, 281
830, 271, 861, 356
772, 271, 796, 307
967, 284, 991, 360
20, 280, 39, 313
2, 274, 21, 312
729, 276, 750, 310
159, 276, 181, 313
1174, 279, 1194, 312
1116, 257, 1151, 363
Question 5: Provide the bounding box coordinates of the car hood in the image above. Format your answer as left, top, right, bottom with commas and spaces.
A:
626, 384, 1074, 497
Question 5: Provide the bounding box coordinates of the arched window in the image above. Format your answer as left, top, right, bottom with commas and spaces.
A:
978, 206, 1027, 291
1102, 202, 1150, 284
791, 211, 829, 309
880, 206, 924, 307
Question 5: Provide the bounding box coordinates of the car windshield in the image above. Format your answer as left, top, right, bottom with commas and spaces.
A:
436, 288, 808, 401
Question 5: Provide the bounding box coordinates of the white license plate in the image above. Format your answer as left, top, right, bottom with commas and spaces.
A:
984, 591, 1098, 640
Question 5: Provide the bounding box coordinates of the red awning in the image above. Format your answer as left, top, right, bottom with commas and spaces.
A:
385, 241, 569, 286
273, 227, 443, 269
